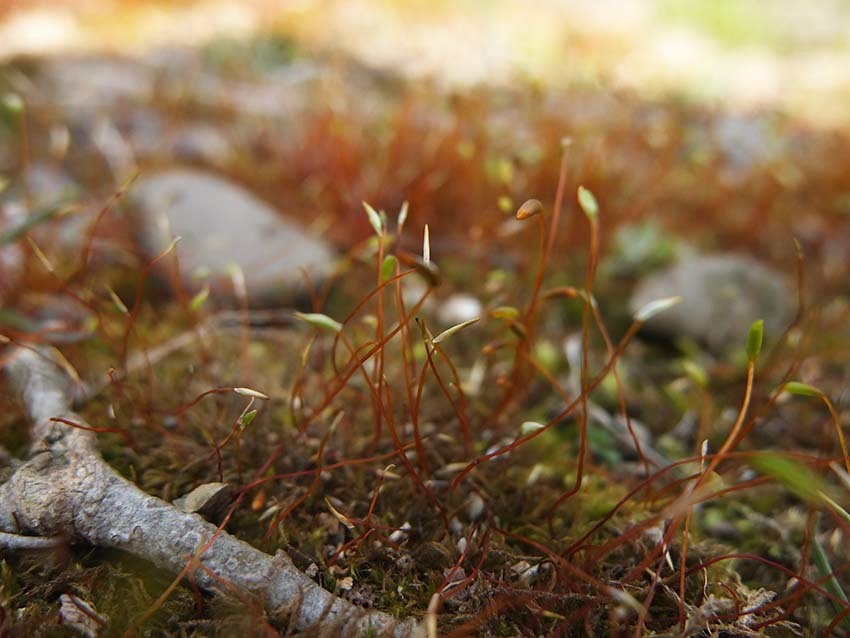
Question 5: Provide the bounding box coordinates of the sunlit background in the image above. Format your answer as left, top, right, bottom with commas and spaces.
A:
2, 0, 849, 126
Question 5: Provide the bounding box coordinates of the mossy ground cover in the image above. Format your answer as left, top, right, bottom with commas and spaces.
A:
0, 31, 849, 637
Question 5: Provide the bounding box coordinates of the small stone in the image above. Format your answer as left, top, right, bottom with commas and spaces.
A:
713, 114, 783, 182
466, 493, 485, 521
388, 521, 412, 544
41, 56, 155, 113
344, 582, 374, 608
19, 163, 81, 209
437, 292, 483, 326
3, 164, 91, 252
131, 169, 336, 305
125, 109, 166, 159
630, 254, 793, 356
171, 123, 232, 164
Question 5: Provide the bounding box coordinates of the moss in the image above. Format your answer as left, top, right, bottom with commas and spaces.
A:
1, 29, 849, 636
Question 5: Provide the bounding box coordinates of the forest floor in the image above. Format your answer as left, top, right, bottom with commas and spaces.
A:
0, 16, 849, 638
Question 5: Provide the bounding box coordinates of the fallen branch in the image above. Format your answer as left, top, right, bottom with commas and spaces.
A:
0, 531, 64, 550
1, 345, 424, 637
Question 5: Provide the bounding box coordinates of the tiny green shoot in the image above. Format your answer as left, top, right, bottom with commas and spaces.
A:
239, 409, 258, 429
189, 285, 210, 311
233, 387, 270, 400
746, 319, 764, 362
634, 296, 682, 322
751, 453, 822, 502
381, 255, 398, 282
1, 92, 23, 115
577, 186, 599, 219
783, 381, 822, 398
520, 421, 545, 435
363, 201, 384, 236
432, 318, 480, 344
293, 312, 343, 333
106, 285, 129, 315
491, 306, 520, 320
397, 200, 409, 234
516, 198, 543, 220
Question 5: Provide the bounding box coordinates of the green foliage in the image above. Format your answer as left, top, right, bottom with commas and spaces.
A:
491, 306, 520, 320
363, 201, 384, 236
189, 284, 210, 311
634, 295, 681, 322
202, 33, 298, 74
380, 255, 397, 282
431, 317, 479, 344
577, 185, 598, 219
239, 409, 258, 428
608, 222, 678, 275
746, 319, 763, 361
750, 454, 824, 503
0, 201, 72, 246
811, 516, 850, 631
783, 380, 822, 398
655, 0, 790, 50
293, 311, 343, 333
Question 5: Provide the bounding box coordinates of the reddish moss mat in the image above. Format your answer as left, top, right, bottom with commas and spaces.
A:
0, 39, 849, 637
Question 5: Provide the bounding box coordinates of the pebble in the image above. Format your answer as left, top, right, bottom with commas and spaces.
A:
437, 292, 483, 326
630, 253, 793, 355
131, 168, 336, 305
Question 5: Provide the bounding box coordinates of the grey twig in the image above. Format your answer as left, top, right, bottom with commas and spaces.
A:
0, 531, 65, 550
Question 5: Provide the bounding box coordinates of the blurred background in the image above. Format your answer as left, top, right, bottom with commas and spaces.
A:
2, 0, 850, 125
2, 0, 850, 323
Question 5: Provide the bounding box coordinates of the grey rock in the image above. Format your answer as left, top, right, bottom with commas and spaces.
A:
20, 163, 81, 208
39, 56, 155, 113
436, 292, 482, 327
171, 123, 232, 164
713, 114, 783, 174
124, 108, 166, 158
1, 165, 105, 255
630, 254, 793, 355
132, 169, 336, 305
0, 163, 80, 215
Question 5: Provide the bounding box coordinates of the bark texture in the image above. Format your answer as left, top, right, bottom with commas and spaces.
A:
1, 346, 424, 637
